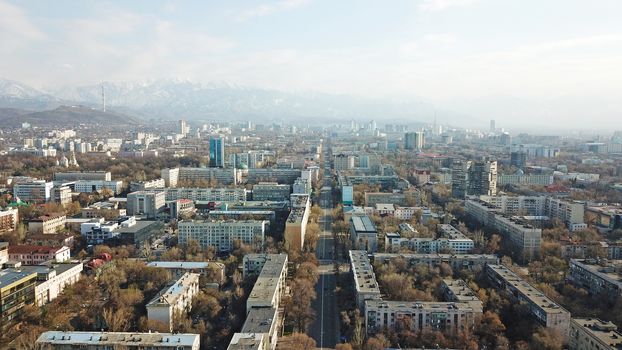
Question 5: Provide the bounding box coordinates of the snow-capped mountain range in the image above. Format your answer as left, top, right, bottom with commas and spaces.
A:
0, 78, 439, 123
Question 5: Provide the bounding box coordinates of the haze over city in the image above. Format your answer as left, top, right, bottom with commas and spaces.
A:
1, 0, 621, 129
2, 2, 622, 350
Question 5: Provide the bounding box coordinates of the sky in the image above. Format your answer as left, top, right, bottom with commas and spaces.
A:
0, 0, 621, 128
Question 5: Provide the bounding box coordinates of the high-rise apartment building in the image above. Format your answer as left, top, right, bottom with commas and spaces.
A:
404, 131, 425, 150
334, 154, 355, 171
179, 120, 190, 136
209, 138, 225, 168
451, 160, 497, 198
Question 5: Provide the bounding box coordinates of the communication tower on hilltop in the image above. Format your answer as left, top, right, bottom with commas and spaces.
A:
101, 83, 106, 112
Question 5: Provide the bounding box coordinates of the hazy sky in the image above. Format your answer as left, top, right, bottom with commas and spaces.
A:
1, 0, 621, 127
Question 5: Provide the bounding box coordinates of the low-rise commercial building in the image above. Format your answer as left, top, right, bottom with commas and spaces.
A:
13, 180, 54, 203
585, 205, 622, 231
73, 180, 123, 195
147, 272, 200, 331
36, 332, 200, 350
486, 264, 570, 342
127, 191, 166, 218
350, 215, 378, 252
54, 171, 111, 182
81, 201, 126, 219
168, 199, 196, 219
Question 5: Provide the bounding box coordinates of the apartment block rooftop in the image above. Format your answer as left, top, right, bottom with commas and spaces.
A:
227, 333, 266, 350
147, 261, 225, 270
240, 307, 278, 334
0, 269, 36, 289
36, 331, 199, 347
351, 215, 377, 233
572, 318, 622, 349
246, 254, 287, 306
366, 299, 482, 313
571, 259, 622, 287
487, 264, 568, 314
349, 250, 381, 295
146, 272, 199, 307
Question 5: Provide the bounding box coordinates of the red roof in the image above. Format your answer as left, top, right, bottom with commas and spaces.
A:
8, 244, 66, 255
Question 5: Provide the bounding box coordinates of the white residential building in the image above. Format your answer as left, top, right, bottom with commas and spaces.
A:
23, 263, 83, 306
28, 213, 66, 234
164, 187, 248, 202
246, 254, 288, 312
129, 178, 166, 191
466, 199, 541, 261
569, 318, 622, 350
147, 273, 200, 331
36, 332, 200, 350
365, 299, 481, 336
486, 264, 571, 342
384, 225, 474, 254
349, 250, 382, 309
161, 167, 180, 187
178, 220, 268, 252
